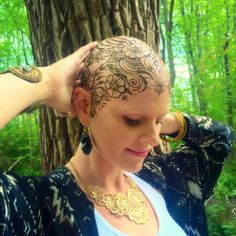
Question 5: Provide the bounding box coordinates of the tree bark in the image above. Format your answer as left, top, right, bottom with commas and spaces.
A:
24, 0, 161, 173
194, 2, 207, 115
161, 0, 176, 86
179, 0, 199, 112
179, 0, 208, 115
223, 0, 233, 127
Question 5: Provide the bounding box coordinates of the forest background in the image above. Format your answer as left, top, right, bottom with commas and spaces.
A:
0, 0, 235, 235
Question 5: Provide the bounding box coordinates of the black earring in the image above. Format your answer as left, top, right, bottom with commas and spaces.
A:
80, 126, 92, 155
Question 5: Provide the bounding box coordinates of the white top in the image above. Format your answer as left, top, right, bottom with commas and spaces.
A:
94, 173, 187, 236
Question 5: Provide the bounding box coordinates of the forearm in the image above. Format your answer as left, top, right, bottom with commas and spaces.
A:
0, 70, 48, 128
183, 115, 234, 152
149, 114, 234, 200
0, 42, 97, 129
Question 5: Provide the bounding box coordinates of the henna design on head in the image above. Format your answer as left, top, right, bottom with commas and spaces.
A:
80, 36, 170, 117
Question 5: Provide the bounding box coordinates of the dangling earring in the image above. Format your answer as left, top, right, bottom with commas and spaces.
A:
80, 126, 92, 155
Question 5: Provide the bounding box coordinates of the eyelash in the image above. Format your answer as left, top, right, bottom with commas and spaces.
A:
124, 117, 140, 126
124, 117, 163, 127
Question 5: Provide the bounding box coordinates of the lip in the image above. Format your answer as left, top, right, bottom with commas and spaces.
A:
127, 149, 150, 158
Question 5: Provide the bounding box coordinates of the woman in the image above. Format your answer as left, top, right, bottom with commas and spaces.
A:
0, 36, 234, 236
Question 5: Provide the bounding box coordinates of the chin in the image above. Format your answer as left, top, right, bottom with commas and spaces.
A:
124, 163, 143, 173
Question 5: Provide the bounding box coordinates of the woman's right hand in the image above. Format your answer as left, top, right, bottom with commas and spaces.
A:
0, 42, 97, 128
40, 42, 97, 113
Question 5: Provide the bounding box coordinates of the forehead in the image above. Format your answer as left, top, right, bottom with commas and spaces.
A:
107, 88, 170, 116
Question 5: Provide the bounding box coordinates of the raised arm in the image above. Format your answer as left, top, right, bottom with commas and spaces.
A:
161, 114, 234, 199
0, 42, 97, 129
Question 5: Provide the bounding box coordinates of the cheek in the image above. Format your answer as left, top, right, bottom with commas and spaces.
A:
90, 117, 136, 151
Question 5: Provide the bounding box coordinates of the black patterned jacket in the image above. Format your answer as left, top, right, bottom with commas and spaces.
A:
0, 115, 234, 236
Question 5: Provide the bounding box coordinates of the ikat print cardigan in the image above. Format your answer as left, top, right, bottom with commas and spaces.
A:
0, 114, 234, 236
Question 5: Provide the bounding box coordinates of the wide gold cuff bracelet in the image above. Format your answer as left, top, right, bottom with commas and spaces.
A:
160, 111, 187, 142
9, 66, 42, 83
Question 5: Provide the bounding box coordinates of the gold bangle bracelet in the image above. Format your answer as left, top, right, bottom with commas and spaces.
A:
160, 111, 187, 142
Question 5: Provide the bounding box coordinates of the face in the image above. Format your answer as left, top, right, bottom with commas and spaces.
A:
77, 36, 170, 173
88, 88, 170, 173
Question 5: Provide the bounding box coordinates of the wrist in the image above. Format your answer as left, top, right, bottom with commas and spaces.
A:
160, 112, 180, 134
37, 66, 54, 102
169, 112, 181, 133
161, 112, 187, 142
6, 65, 52, 103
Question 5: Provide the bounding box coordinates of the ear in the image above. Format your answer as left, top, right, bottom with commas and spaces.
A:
72, 87, 91, 125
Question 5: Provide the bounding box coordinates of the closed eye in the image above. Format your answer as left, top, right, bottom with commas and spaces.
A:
124, 117, 163, 127
124, 117, 141, 126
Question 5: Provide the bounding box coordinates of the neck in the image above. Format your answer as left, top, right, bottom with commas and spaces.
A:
66, 148, 129, 193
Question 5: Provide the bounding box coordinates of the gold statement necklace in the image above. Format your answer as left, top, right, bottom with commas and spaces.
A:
70, 161, 148, 224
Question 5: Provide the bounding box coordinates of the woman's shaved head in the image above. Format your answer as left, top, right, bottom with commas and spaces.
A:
80, 36, 170, 117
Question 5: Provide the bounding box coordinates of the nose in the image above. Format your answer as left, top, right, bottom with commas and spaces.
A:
139, 123, 161, 147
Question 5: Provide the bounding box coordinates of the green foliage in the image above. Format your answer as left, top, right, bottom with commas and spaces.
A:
0, 0, 40, 175
206, 158, 236, 236
0, 0, 235, 235
160, 0, 236, 235
0, 0, 33, 71
0, 112, 42, 176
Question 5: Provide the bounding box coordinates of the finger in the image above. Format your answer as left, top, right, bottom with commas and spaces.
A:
75, 80, 81, 87
77, 62, 85, 74
71, 42, 97, 68
75, 63, 85, 80
76, 41, 97, 59
72, 63, 84, 88
79, 51, 91, 62
79, 41, 98, 54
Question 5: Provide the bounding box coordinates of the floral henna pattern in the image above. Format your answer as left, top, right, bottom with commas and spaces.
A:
81, 36, 170, 117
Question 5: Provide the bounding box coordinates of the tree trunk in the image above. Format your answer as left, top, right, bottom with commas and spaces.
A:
24, 0, 161, 173
179, 0, 208, 115
223, 0, 233, 127
179, 0, 199, 113
161, 0, 176, 86
195, 2, 207, 115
